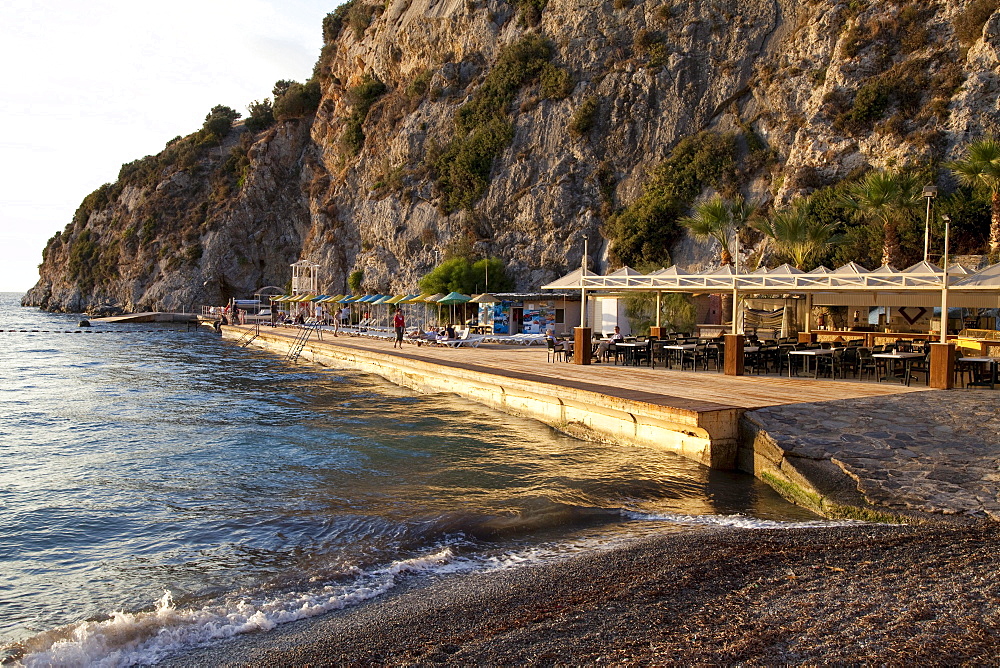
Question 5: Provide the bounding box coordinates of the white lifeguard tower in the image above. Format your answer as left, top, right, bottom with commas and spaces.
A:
291, 260, 321, 316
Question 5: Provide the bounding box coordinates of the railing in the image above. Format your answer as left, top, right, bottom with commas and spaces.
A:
236, 323, 260, 347
286, 325, 314, 364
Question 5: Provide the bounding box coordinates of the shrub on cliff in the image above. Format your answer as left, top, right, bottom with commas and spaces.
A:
514, 0, 547, 26
273, 80, 321, 120
569, 96, 599, 137
323, 1, 354, 41
348, 270, 363, 293
244, 98, 275, 133
200, 105, 241, 145
954, 0, 1000, 46
342, 75, 388, 155
540, 63, 573, 99
434, 34, 554, 213
606, 132, 738, 267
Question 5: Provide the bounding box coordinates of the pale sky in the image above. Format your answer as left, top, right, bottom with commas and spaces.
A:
0, 0, 339, 292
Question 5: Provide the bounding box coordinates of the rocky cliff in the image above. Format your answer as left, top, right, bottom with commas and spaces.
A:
23, 0, 1000, 313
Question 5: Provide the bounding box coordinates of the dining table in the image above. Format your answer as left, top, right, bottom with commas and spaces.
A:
788, 348, 835, 378
872, 351, 925, 386
613, 341, 647, 366
959, 356, 999, 389
660, 343, 695, 368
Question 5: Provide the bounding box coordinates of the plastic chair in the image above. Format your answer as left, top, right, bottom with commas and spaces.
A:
546, 338, 567, 363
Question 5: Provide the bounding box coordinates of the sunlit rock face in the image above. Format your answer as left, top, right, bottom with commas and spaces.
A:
24, 0, 997, 312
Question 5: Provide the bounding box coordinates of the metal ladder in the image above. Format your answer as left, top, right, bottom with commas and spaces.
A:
235, 323, 260, 347
286, 325, 314, 363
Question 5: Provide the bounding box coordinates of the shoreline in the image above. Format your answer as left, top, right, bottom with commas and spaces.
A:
167, 521, 1000, 665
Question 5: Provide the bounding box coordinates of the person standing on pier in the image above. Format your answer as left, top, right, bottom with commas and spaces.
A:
393, 308, 406, 348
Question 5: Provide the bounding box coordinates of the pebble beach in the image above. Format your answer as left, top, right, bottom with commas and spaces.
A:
169, 521, 1000, 665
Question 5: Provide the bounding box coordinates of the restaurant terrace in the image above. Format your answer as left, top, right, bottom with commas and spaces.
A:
543, 260, 1000, 387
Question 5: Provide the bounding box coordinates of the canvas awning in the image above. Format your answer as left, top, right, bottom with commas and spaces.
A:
541, 262, 1000, 308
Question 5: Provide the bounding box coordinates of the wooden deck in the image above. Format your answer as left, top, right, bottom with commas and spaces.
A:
252, 327, 925, 412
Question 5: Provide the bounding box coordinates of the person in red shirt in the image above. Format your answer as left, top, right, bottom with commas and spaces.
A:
393, 308, 406, 348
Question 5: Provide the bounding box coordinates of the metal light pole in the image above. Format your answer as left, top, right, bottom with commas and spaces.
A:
731, 226, 741, 335
940, 215, 950, 344
922, 185, 938, 263
580, 235, 588, 328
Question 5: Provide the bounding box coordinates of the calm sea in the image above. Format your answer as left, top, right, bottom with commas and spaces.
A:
0, 292, 825, 666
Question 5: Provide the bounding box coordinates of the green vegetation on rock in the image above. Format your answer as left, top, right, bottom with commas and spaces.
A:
954, 0, 1000, 46
273, 80, 321, 120
434, 34, 554, 213
606, 131, 738, 267
418, 257, 513, 295
343, 75, 388, 156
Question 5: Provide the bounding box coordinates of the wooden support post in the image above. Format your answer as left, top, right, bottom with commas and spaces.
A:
649, 326, 667, 339
798, 331, 816, 344
574, 327, 592, 365
724, 333, 745, 376
929, 342, 955, 389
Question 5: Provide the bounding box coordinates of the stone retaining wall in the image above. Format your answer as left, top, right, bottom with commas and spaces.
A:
231, 328, 742, 469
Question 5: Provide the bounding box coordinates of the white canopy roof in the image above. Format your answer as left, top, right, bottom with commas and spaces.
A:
540, 262, 1000, 308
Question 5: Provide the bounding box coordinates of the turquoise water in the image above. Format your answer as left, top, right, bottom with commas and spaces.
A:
0, 293, 822, 665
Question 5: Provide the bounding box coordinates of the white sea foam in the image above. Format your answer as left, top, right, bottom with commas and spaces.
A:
11, 514, 859, 666
15, 549, 458, 668
622, 509, 860, 529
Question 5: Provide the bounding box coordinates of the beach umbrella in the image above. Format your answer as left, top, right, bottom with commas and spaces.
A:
437, 292, 471, 325
437, 292, 471, 304
401, 294, 432, 327
424, 293, 447, 324
470, 294, 499, 330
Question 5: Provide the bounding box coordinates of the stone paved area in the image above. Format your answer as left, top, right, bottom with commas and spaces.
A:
747, 390, 1000, 520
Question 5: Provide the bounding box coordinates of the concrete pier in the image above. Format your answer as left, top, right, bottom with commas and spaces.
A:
223, 326, 921, 472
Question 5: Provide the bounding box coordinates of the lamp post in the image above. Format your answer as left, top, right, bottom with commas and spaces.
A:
580, 235, 588, 328
940, 214, 950, 344
922, 185, 937, 263
731, 225, 742, 335
929, 213, 955, 388
724, 225, 745, 375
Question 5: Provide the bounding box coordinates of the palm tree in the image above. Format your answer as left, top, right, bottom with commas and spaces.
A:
680, 195, 759, 266
839, 170, 922, 267
948, 137, 1000, 255
680, 195, 759, 325
754, 198, 840, 270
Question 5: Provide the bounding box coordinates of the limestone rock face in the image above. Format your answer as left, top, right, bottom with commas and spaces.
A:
23, 0, 1000, 312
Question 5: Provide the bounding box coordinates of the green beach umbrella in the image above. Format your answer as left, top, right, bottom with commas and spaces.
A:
437, 292, 471, 325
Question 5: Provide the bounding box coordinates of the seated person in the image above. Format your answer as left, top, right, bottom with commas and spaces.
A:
437, 324, 457, 341
406, 327, 425, 340
595, 326, 625, 360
